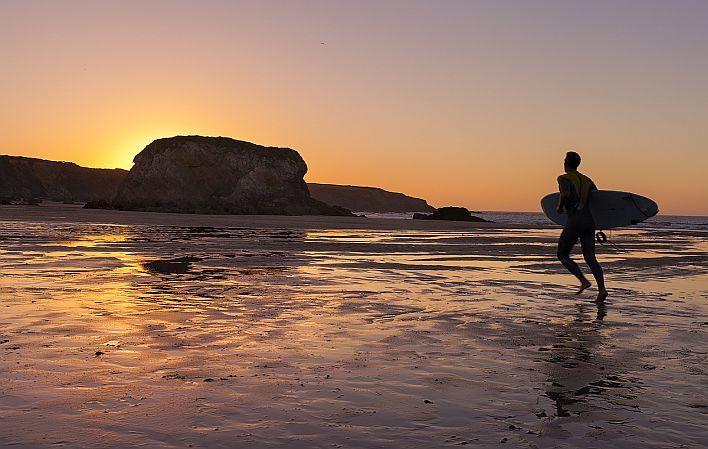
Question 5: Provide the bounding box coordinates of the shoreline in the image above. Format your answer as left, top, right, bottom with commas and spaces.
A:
0, 203, 540, 231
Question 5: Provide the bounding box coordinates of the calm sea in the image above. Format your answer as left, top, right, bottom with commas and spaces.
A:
360, 211, 708, 231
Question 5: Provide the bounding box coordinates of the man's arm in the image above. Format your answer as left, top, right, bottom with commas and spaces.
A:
557, 177, 571, 213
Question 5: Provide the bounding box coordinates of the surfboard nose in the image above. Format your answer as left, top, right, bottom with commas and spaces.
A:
630, 194, 659, 219
646, 200, 659, 217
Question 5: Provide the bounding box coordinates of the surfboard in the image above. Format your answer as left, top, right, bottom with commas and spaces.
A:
541, 190, 659, 230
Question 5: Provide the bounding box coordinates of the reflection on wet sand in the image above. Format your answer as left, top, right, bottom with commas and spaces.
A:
535, 301, 663, 444
0, 216, 706, 448
143, 256, 203, 274
542, 304, 616, 421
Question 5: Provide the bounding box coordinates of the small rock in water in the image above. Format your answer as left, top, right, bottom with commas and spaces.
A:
424, 399, 434, 404
94, 351, 104, 357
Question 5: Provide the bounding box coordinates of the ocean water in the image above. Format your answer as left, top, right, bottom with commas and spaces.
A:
361, 211, 708, 231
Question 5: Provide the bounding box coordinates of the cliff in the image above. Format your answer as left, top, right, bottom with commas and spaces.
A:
307, 183, 435, 213
107, 136, 351, 215
0, 155, 127, 203
1, 146, 432, 216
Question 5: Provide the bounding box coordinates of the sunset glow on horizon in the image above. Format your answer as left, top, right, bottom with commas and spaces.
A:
2, 0, 707, 214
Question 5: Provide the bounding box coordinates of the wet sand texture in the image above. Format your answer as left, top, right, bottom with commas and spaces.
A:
0, 205, 706, 448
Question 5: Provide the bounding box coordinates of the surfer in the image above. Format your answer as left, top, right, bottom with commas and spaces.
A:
556, 151, 608, 303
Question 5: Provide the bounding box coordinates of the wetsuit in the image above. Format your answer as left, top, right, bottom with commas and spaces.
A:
556, 171, 605, 289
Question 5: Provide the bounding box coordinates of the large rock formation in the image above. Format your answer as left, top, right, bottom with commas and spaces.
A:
0, 155, 127, 203
107, 136, 351, 215
307, 183, 435, 213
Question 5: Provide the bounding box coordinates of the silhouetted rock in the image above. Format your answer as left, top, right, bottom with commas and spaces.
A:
109, 136, 351, 216
413, 206, 490, 222
307, 183, 435, 213
142, 256, 203, 274
0, 156, 127, 203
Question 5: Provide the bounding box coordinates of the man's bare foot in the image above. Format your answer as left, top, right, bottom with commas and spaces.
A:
576, 280, 592, 294
596, 288, 608, 303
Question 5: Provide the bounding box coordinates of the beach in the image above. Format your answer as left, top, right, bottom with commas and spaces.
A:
0, 204, 706, 448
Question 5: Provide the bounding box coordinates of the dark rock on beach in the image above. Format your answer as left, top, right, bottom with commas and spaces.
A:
413, 206, 490, 222
106, 136, 352, 216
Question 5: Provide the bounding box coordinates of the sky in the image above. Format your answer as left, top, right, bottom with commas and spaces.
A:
1, 0, 707, 214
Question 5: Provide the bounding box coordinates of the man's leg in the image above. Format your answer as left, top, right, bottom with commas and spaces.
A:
579, 231, 608, 302
557, 227, 591, 293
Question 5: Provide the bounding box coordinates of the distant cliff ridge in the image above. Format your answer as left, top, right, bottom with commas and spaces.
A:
0, 155, 127, 203
307, 183, 435, 213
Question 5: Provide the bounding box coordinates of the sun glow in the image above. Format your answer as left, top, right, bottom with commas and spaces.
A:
1, 2, 706, 214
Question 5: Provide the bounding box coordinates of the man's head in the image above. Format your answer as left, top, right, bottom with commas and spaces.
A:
564, 151, 581, 172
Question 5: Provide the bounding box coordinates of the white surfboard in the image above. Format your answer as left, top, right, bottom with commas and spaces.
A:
541, 190, 659, 230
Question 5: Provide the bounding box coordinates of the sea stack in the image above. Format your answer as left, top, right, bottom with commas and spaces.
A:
108, 136, 351, 215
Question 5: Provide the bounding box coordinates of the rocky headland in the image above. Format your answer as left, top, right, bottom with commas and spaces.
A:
307, 183, 435, 213
0, 156, 127, 204
2, 137, 442, 217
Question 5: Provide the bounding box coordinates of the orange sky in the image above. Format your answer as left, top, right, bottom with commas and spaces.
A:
1, 1, 707, 214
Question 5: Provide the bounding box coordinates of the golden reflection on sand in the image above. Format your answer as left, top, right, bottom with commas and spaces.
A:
0, 216, 705, 448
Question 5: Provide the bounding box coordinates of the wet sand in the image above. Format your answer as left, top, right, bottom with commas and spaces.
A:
0, 204, 706, 448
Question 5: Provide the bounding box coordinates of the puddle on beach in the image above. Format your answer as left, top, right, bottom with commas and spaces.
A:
0, 216, 706, 448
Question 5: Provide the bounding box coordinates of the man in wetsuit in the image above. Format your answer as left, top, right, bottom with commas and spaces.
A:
556, 151, 608, 303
